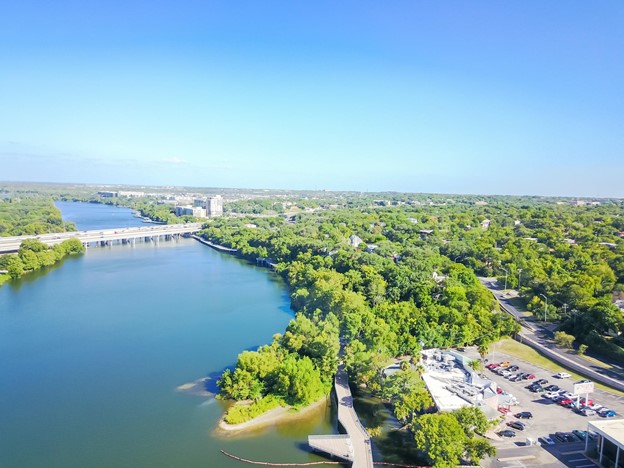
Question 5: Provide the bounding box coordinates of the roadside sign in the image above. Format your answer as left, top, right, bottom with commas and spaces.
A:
574, 381, 595, 394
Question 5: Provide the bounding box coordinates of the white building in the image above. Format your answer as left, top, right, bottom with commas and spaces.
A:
421, 349, 500, 419
175, 205, 206, 218
587, 419, 624, 466
118, 191, 145, 198
206, 195, 223, 217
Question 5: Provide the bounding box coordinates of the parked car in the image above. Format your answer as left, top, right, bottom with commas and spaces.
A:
528, 384, 543, 393
515, 411, 533, 419
525, 374, 536, 379
507, 421, 526, 431
539, 436, 556, 445
559, 398, 573, 407
567, 432, 582, 442
555, 432, 577, 443
544, 391, 560, 399
496, 387, 504, 394
486, 363, 500, 370
554, 432, 568, 442
508, 365, 519, 372
536, 379, 548, 385
578, 379, 592, 384
573, 430, 587, 441
498, 429, 516, 438
580, 398, 594, 406
589, 404, 604, 412
580, 408, 596, 416
499, 361, 511, 367
601, 410, 617, 418
545, 385, 560, 392
555, 372, 571, 379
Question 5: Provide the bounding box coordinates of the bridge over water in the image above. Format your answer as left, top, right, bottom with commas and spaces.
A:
308, 364, 374, 468
0, 223, 204, 254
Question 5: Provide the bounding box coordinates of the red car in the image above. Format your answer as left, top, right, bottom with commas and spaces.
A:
580, 398, 594, 406
487, 363, 500, 370
526, 374, 536, 379
559, 398, 573, 406
497, 388, 503, 394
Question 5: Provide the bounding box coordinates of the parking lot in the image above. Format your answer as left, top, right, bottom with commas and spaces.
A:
470, 348, 624, 467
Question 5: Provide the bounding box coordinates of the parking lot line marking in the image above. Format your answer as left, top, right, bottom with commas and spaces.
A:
568, 458, 588, 462
497, 455, 535, 462
573, 464, 596, 467
561, 450, 585, 455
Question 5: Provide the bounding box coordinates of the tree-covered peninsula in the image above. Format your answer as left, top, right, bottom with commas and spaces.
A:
201, 206, 518, 464
0, 197, 83, 286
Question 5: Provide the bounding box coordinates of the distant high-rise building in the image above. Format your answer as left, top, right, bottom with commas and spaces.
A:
206, 195, 223, 217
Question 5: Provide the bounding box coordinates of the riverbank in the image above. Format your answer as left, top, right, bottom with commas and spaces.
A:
192, 235, 238, 253
215, 396, 329, 434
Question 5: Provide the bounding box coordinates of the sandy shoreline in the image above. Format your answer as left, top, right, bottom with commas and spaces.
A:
214, 396, 329, 435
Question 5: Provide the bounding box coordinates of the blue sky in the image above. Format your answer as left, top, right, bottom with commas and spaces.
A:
1, 1, 623, 197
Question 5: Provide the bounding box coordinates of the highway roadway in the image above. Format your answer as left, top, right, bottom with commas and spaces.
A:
0, 223, 204, 254
479, 277, 624, 393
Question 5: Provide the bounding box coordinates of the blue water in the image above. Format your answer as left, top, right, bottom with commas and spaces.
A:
55, 200, 146, 230
0, 202, 334, 467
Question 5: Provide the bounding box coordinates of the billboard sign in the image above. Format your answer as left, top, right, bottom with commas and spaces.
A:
574, 381, 595, 395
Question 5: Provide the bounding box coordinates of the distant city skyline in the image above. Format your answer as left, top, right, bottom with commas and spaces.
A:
1, 1, 623, 197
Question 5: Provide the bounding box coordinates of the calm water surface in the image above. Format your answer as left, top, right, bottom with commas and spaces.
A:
0, 202, 335, 467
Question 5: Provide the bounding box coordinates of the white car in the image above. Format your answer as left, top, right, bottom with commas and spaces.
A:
555, 372, 571, 379
580, 408, 596, 416
544, 391, 560, 399
590, 404, 604, 411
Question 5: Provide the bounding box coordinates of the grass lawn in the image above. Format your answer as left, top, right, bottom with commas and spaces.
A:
494, 338, 624, 397
506, 296, 533, 317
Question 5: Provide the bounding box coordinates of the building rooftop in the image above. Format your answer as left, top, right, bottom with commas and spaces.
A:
589, 419, 624, 444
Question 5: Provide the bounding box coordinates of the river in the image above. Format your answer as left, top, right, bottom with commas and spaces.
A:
0, 202, 335, 467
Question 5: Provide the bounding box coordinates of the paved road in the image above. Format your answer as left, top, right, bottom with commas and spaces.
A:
0, 223, 204, 253
334, 364, 373, 468
479, 278, 624, 393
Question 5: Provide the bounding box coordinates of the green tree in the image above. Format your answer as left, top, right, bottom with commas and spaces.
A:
413, 413, 466, 468
554, 331, 575, 349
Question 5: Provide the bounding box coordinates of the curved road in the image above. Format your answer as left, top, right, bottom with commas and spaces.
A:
480, 278, 624, 393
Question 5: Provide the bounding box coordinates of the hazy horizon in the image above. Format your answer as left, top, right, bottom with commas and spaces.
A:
1, 1, 623, 197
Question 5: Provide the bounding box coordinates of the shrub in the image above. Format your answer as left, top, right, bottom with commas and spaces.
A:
224, 395, 284, 425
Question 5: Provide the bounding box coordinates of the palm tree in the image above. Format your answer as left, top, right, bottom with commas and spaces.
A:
468, 359, 483, 373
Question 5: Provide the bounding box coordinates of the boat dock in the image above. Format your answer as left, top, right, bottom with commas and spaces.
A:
308, 364, 373, 468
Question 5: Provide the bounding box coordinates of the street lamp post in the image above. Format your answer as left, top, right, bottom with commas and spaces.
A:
539, 293, 548, 322
518, 268, 523, 289
502, 267, 508, 291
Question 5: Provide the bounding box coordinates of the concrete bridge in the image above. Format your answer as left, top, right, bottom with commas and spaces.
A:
308, 364, 374, 468
0, 223, 204, 254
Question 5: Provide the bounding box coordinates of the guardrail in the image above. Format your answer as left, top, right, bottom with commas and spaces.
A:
487, 288, 624, 393
518, 333, 624, 393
